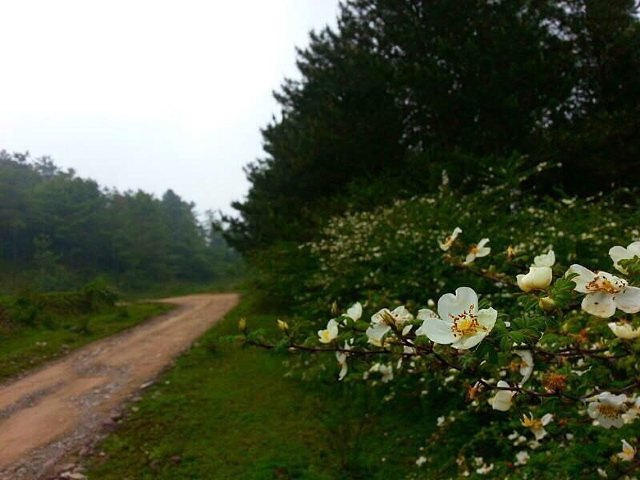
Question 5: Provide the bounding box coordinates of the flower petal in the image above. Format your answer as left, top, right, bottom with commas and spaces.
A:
416, 308, 439, 321
566, 264, 596, 293
517, 266, 552, 292
451, 331, 487, 349
371, 308, 390, 325
582, 292, 616, 318
417, 318, 456, 344
438, 286, 478, 321
534, 250, 555, 268
346, 302, 362, 321
477, 307, 497, 331
488, 381, 515, 411
391, 305, 414, 323
327, 319, 339, 335
365, 323, 390, 346
616, 286, 640, 314
610, 245, 632, 273
628, 241, 640, 256
464, 252, 476, 264
608, 322, 640, 339
477, 238, 490, 249
515, 350, 534, 384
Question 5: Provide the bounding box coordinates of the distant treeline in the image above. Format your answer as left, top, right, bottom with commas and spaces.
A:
225, 0, 640, 253
0, 151, 240, 291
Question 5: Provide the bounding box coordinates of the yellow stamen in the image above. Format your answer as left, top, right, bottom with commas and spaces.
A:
586, 274, 625, 294
521, 416, 542, 429
598, 404, 624, 418
450, 307, 485, 337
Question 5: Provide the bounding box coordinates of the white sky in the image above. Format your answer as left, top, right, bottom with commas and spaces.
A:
0, 0, 340, 215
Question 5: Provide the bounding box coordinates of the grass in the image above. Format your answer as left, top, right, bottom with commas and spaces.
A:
119, 276, 247, 302
84, 296, 438, 480
0, 302, 174, 382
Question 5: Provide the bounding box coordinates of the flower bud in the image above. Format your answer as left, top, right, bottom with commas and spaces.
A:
277, 319, 289, 331
516, 266, 552, 292
538, 296, 556, 311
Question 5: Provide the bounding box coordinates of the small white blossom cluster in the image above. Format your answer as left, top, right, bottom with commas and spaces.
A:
567, 241, 640, 318
258, 187, 640, 477
318, 287, 498, 383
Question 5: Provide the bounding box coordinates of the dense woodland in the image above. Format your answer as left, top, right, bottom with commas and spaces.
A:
225, 0, 640, 254
0, 151, 239, 292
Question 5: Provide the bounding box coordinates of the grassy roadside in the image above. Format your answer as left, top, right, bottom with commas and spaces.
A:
84, 296, 436, 480
0, 302, 174, 382
118, 277, 246, 302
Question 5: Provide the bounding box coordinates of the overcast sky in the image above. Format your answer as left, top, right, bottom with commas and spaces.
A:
0, 0, 340, 215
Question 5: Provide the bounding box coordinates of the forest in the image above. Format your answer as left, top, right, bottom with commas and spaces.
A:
225, 0, 640, 256
0, 150, 239, 293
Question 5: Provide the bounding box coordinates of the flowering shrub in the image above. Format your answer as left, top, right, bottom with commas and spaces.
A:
240, 163, 640, 478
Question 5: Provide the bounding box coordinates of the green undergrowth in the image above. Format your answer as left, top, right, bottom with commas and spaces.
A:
0, 302, 173, 382
85, 295, 437, 480
121, 277, 247, 302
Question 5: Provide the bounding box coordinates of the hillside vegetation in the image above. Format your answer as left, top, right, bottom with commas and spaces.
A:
212, 1, 640, 478
0, 151, 240, 293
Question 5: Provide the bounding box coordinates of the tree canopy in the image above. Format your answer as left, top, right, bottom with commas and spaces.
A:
0, 151, 238, 291
225, 0, 640, 253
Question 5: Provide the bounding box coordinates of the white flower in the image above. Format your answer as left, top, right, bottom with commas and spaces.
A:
345, 302, 362, 321
415, 456, 427, 467
587, 392, 628, 429
371, 306, 414, 327
488, 380, 516, 411
464, 238, 491, 264
622, 397, 639, 424
476, 463, 494, 475
515, 451, 530, 466
366, 323, 390, 347
417, 287, 496, 349
318, 319, 339, 344
533, 250, 555, 268
414, 308, 439, 336
439, 226, 462, 251
366, 306, 414, 346
515, 350, 534, 385
368, 362, 394, 383
617, 439, 636, 462
517, 266, 552, 292
521, 412, 553, 440
597, 467, 608, 478
566, 265, 640, 318
609, 241, 640, 273
336, 342, 351, 381
608, 322, 640, 340
379, 364, 394, 383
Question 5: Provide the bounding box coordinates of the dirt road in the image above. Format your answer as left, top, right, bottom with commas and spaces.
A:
0, 293, 238, 480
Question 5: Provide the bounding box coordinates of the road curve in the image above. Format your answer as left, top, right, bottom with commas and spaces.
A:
0, 293, 239, 480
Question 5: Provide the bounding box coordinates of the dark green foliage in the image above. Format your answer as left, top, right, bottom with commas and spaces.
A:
1, 280, 118, 327
225, 0, 640, 254
0, 151, 242, 292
